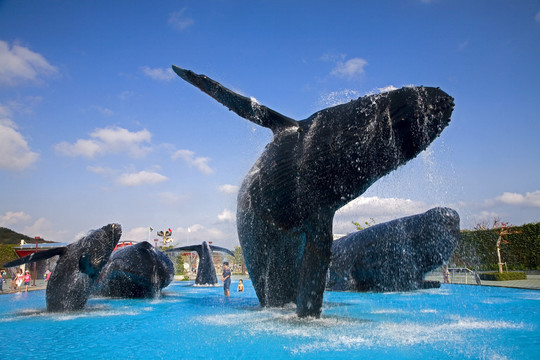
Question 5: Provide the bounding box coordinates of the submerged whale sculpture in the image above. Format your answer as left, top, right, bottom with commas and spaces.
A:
327, 207, 460, 292
165, 241, 234, 285
92, 241, 174, 298
3, 224, 121, 311
172, 66, 454, 317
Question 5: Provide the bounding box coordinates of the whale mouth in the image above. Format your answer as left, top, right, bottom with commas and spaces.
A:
106, 223, 122, 249
87, 224, 123, 270
387, 87, 454, 159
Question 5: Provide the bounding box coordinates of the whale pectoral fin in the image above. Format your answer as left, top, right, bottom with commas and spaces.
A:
172, 65, 299, 133
296, 217, 333, 318
79, 254, 97, 278
3, 247, 66, 268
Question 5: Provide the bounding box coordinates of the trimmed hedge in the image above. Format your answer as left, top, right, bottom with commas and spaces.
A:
451, 222, 540, 271
479, 271, 527, 281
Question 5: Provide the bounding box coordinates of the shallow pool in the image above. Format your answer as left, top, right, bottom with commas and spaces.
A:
1, 281, 538, 359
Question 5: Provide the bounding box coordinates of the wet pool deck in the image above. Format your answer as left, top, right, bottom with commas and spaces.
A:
1, 273, 539, 295
424, 272, 540, 290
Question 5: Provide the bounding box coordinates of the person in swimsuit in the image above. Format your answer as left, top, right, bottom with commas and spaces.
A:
237, 279, 244, 292
222, 262, 231, 297
23, 270, 31, 292
15, 269, 24, 292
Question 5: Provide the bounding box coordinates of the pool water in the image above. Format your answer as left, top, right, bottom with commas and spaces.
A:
1, 281, 538, 359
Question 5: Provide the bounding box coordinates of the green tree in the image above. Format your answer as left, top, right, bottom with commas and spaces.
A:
175, 254, 185, 275
0, 245, 17, 266
233, 246, 246, 274
352, 218, 376, 231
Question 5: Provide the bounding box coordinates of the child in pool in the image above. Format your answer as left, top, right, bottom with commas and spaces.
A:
237, 279, 244, 292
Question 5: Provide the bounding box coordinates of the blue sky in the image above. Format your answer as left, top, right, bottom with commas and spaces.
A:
1, 0, 539, 248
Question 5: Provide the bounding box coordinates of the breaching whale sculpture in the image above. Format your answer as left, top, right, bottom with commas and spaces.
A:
3, 224, 121, 312
172, 66, 454, 317
327, 207, 460, 292
92, 241, 174, 298
165, 241, 234, 286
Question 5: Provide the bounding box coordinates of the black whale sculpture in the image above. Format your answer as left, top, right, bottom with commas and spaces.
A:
327, 207, 460, 292
172, 66, 454, 317
165, 241, 234, 286
3, 224, 121, 312
92, 241, 174, 298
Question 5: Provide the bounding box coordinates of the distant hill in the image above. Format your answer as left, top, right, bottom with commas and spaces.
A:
0, 227, 54, 245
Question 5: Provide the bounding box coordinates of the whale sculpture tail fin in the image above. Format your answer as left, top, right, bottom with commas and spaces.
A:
208, 245, 234, 257
172, 65, 299, 133
3, 247, 66, 268
164, 242, 234, 256
164, 244, 200, 253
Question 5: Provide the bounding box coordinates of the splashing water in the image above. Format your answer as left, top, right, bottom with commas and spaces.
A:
1, 280, 538, 359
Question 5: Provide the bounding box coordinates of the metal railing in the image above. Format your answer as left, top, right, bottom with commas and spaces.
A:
445, 267, 482, 285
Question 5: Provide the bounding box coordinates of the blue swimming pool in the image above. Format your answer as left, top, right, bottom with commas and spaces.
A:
1, 281, 538, 359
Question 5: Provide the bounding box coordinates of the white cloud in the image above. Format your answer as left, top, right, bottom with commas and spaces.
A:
0, 212, 69, 242
157, 192, 188, 205
535, 11, 540, 22
55, 126, 152, 158
331, 57, 368, 79
219, 184, 239, 194
118, 90, 134, 100
22, 217, 54, 239
116, 170, 168, 187
168, 9, 194, 31
0, 40, 58, 85
0, 211, 32, 227
470, 210, 503, 227
141, 66, 176, 81
495, 190, 540, 207
0, 116, 39, 171
55, 138, 102, 158
172, 149, 214, 175
92, 105, 114, 116
86, 165, 114, 175
217, 209, 235, 223
444, 190, 540, 229
174, 224, 228, 244
0, 103, 12, 117
333, 196, 430, 234
124, 226, 152, 242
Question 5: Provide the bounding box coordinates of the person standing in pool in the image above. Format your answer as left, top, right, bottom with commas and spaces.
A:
222, 262, 231, 297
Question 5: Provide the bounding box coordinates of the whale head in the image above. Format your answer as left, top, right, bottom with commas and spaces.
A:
387, 86, 454, 160
78, 223, 122, 278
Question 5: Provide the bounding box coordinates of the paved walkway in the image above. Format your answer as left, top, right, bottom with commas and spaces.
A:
1, 279, 47, 295
425, 273, 540, 290
2, 273, 539, 296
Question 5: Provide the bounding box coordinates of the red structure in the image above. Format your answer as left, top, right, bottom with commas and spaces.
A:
12, 242, 67, 283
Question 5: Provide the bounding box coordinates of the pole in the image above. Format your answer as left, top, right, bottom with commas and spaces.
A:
32, 242, 37, 286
